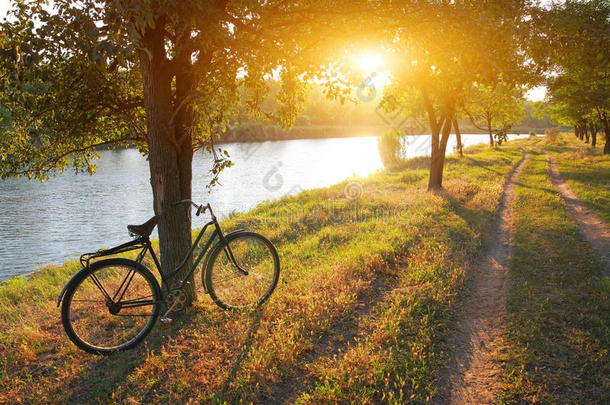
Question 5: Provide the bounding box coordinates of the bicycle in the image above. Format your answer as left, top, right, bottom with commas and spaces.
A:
56, 200, 280, 354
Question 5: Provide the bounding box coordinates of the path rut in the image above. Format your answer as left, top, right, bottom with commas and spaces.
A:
546, 152, 610, 276
435, 148, 528, 404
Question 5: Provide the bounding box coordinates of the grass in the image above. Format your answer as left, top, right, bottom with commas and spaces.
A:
500, 143, 610, 403
1, 142, 524, 404
544, 134, 610, 224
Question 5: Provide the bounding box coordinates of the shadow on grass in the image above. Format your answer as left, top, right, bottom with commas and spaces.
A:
65, 307, 206, 403
217, 309, 264, 397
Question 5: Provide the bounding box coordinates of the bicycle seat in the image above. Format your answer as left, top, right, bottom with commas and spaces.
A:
127, 216, 158, 238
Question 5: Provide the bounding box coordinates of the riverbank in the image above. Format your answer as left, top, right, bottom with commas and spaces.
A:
0, 141, 527, 403
2, 138, 607, 403
0, 134, 534, 281
218, 123, 553, 144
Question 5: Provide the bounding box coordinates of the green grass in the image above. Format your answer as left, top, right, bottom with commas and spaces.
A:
0, 143, 524, 404
500, 144, 610, 404
545, 134, 610, 224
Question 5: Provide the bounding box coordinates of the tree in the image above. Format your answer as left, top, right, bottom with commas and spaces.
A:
0, 0, 357, 303
535, 0, 610, 153
462, 82, 526, 147
380, 0, 536, 190
453, 119, 463, 157
377, 129, 405, 169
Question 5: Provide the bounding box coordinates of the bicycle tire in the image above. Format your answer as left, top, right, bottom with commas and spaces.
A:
61, 258, 161, 354
204, 231, 280, 310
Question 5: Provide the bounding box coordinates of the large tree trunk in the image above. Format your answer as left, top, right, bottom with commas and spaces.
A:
453, 119, 463, 157
140, 24, 196, 304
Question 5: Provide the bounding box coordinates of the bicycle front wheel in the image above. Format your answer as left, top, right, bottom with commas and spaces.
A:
204, 231, 280, 310
61, 258, 161, 354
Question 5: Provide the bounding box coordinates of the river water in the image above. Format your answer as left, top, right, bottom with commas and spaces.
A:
0, 134, 527, 280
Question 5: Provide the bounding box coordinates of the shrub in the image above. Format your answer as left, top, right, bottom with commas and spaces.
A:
377, 130, 405, 169
545, 127, 561, 144
529, 130, 537, 139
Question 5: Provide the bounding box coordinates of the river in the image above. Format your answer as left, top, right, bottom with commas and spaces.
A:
0, 133, 528, 280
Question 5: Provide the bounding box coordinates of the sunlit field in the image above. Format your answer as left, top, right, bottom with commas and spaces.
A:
0, 0, 608, 403
1, 142, 523, 403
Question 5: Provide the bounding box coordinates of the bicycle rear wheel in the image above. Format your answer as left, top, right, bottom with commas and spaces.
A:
204, 231, 280, 310
61, 258, 161, 354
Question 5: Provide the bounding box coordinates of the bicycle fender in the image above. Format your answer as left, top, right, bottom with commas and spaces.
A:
56, 267, 89, 307
201, 229, 247, 290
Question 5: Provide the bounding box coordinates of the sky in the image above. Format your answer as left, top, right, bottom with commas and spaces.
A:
0, 0, 547, 102
0, 0, 10, 19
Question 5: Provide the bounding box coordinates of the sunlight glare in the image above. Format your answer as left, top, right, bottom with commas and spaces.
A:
357, 53, 383, 72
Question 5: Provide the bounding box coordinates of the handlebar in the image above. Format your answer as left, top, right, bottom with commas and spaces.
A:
173, 200, 211, 217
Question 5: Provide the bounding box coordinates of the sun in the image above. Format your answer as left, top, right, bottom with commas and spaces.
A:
356, 53, 383, 72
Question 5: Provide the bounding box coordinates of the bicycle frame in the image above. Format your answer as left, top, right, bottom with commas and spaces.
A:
143, 218, 225, 291
74, 216, 238, 297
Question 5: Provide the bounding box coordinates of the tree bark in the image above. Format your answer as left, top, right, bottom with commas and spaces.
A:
453, 119, 463, 157
602, 113, 610, 154
429, 117, 452, 190
139, 23, 196, 303
584, 123, 590, 143
488, 116, 494, 147
422, 88, 449, 191
590, 122, 597, 147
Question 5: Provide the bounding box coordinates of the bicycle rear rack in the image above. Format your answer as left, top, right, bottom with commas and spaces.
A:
79, 239, 147, 268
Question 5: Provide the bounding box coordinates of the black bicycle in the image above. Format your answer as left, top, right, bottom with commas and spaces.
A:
57, 200, 280, 354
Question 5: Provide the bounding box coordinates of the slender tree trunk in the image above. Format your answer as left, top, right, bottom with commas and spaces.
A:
602, 114, 610, 154
453, 119, 463, 157
422, 85, 454, 190
585, 123, 590, 143
429, 117, 452, 189
590, 122, 597, 147
140, 23, 196, 304
488, 116, 494, 147
428, 121, 443, 190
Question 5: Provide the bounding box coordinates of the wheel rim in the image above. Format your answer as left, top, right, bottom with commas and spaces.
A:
67, 264, 157, 351
209, 235, 277, 309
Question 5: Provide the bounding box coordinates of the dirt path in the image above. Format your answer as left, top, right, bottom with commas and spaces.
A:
546, 153, 610, 276
435, 148, 528, 404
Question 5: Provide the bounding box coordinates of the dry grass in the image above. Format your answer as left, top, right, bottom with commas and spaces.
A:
500, 144, 610, 403
545, 134, 610, 224
0, 143, 524, 404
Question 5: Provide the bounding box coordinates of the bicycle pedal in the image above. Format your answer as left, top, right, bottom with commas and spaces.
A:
160, 316, 173, 324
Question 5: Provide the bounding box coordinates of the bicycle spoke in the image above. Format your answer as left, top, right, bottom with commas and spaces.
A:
88, 273, 112, 302
206, 232, 279, 309
64, 261, 160, 352
112, 268, 136, 302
